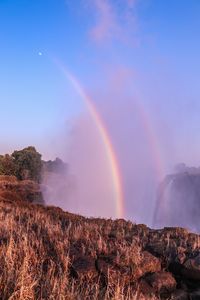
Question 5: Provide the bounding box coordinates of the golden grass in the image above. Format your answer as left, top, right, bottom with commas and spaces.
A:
0, 198, 159, 300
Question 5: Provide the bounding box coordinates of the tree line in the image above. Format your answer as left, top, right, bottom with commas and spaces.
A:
0, 146, 42, 182
0, 146, 68, 183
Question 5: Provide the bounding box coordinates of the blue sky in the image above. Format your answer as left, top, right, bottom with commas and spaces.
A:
1, 0, 200, 221
1, 0, 200, 165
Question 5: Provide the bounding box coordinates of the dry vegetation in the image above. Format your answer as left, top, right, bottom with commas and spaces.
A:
0, 177, 200, 299
0, 197, 146, 300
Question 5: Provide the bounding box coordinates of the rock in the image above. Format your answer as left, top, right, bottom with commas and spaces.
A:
163, 227, 189, 236
137, 279, 158, 299
190, 289, 200, 299
96, 256, 130, 286
145, 271, 176, 293
170, 289, 189, 300
182, 254, 200, 280
176, 247, 186, 264
71, 256, 98, 281
133, 251, 161, 280
146, 241, 165, 257
96, 250, 161, 286
97, 256, 131, 285
154, 171, 200, 231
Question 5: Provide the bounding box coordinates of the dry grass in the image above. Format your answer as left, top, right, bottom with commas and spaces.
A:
0, 175, 17, 183
0, 198, 158, 300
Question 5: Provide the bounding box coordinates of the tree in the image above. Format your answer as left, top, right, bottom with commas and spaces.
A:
12, 146, 42, 182
43, 157, 68, 174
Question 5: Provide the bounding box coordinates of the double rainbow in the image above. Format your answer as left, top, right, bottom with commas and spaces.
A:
52, 59, 164, 220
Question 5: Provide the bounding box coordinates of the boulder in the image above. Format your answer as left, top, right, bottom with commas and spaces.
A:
189, 289, 200, 299
170, 289, 189, 300
182, 254, 200, 280
71, 256, 98, 281
97, 257, 130, 286
132, 251, 161, 280
146, 271, 176, 293
96, 256, 130, 286
137, 279, 158, 299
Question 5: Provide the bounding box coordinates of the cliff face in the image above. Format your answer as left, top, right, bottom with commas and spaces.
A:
154, 171, 200, 231
0, 189, 200, 299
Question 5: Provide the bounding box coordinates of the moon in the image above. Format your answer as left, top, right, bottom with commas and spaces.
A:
38, 52, 42, 56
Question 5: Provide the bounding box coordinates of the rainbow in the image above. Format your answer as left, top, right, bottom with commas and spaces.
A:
53, 60, 124, 218
51, 58, 165, 221
135, 101, 165, 226
136, 100, 165, 180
